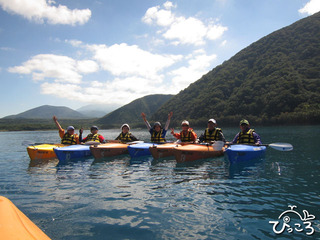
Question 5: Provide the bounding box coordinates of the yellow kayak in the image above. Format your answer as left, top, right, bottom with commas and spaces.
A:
27, 143, 65, 160
0, 196, 51, 240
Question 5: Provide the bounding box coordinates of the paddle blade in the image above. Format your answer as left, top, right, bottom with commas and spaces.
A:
268, 143, 293, 151
212, 141, 224, 151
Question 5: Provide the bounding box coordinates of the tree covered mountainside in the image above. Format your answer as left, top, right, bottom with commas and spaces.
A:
96, 94, 173, 128
153, 12, 320, 127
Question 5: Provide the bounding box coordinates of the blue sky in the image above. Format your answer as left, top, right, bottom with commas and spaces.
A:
0, 0, 319, 117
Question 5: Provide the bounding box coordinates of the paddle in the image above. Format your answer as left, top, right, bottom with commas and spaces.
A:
22, 141, 55, 146
226, 142, 293, 151
262, 142, 293, 151
126, 141, 144, 145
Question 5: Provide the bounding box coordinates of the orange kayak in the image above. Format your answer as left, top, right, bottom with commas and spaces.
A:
173, 144, 224, 163
90, 143, 129, 159
149, 143, 181, 159
27, 143, 65, 160
0, 196, 51, 240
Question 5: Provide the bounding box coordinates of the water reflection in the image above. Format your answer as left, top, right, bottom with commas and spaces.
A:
28, 158, 59, 174
26, 152, 269, 182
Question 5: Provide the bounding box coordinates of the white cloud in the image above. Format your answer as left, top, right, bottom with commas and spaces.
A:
299, 0, 320, 15
142, 6, 175, 27
87, 43, 182, 78
170, 51, 217, 90
0, 46, 14, 51
66, 39, 83, 47
206, 24, 228, 40
163, 1, 175, 10
40, 75, 169, 105
0, 0, 91, 25
8, 54, 97, 83
142, 1, 228, 46
220, 40, 227, 47
163, 17, 208, 46
77, 60, 99, 73
7, 41, 186, 105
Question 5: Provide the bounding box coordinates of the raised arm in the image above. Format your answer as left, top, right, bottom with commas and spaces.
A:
164, 112, 173, 130
53, 115, 63, 132
141, 112, 151, 131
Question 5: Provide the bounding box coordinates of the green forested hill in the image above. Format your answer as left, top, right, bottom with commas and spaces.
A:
153, 12, 320, 127
96, 94, 173, 128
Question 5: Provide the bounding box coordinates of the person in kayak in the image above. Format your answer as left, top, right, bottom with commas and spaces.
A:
199, 118, 225, 143
115, 124, 139, 143
79, 126, 105, 143
53, 115, 80, 145
171, 120, 197, 143
141, 111, 173, 143
231, 119, 262, 145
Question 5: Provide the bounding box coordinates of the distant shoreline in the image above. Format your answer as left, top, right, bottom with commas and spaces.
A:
1, 118, 319, 132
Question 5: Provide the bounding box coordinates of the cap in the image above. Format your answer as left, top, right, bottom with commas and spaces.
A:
181, 120, 189, 126
153, 122, 162, 128
208, 119, 216, 124
67, 126, 75, 131
91, 126, 99, 131
121, 124, 130, 130
240, 119, 250, 125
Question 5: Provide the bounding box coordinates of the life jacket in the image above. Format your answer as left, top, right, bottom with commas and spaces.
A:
117, 132, 134, 143
151, 129, 166, 143
204, 128, 222, 142
180, 129, 195, 142
61, 133, 77, 145
85, 133, 101, 143
236, 129, 255, 144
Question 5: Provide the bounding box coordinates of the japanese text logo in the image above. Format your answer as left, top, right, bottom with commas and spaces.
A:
269, 205, 315, 236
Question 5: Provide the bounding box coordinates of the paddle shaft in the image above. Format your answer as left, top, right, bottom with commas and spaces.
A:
226, 142, 293, 151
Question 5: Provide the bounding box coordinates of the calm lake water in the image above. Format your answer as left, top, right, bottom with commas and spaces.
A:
0, 126, 319, 240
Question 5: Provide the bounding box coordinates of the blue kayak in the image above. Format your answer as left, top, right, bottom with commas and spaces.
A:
128, 143, 158, 158
54, 144, 92, 162
225, 144, 266, 162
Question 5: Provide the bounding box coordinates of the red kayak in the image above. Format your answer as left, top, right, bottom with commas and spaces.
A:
173, 143, 224, 163
149, 143, 181, 159
90, 143, 129, 159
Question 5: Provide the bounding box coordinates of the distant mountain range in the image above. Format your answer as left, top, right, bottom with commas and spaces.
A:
3, 105, 87, 119
77, 103, 121, 118
96, 94, 174, 128
2, 103, 122, 120
1, 94, 173, 127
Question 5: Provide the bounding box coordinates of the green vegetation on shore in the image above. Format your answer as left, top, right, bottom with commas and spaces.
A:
0, 119, 98, 131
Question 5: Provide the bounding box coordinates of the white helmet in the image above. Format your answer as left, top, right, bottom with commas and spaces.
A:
208, 119, 217, 124
121, 124, 130, 130
181, 120, 189, 126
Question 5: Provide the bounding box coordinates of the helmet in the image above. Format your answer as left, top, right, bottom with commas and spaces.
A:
153, 122, 162, 128
239, 119, 250, 125
181, 120, 189, 126
91, 126, 99, 131
208, 119, 216, 124
67, 126, 75, 131
121, 124, 130, 130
